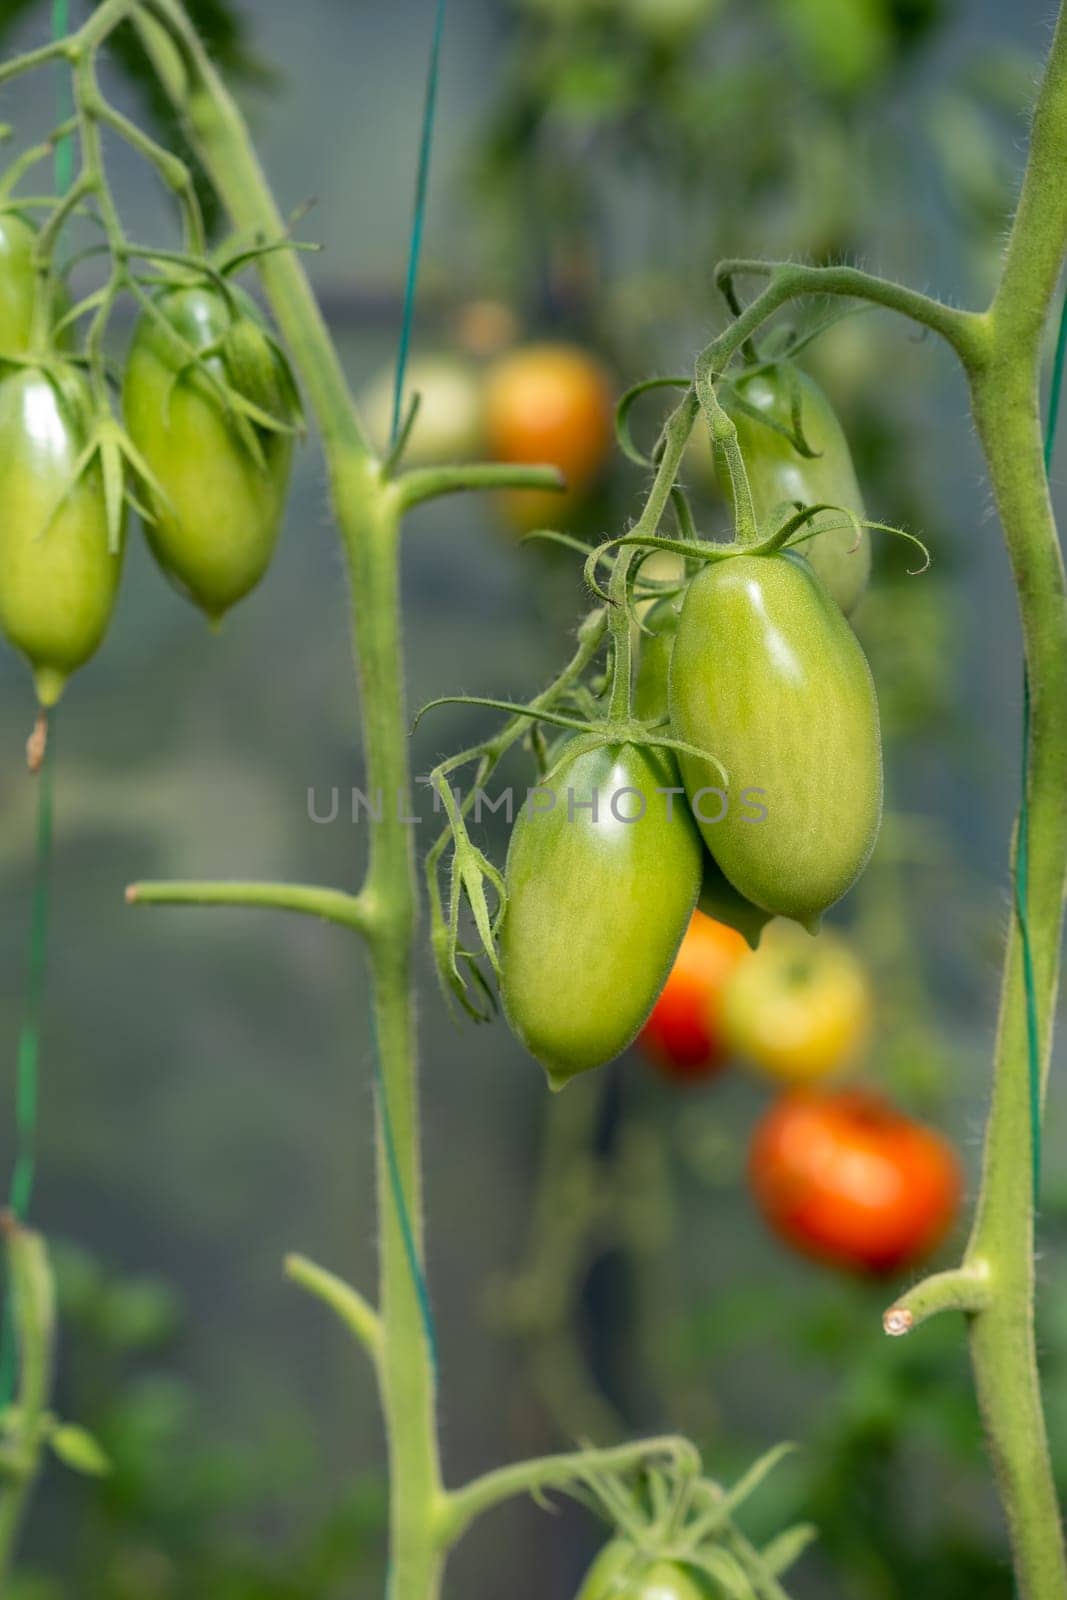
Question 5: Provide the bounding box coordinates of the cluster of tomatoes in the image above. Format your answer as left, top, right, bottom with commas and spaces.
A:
642, 911, 961, 1276
440, 336, 963, 1282
0, 210, 298, 708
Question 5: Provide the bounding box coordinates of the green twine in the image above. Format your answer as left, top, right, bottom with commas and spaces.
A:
389, 0, 447, 445
52, 0, 73, 194
10, 735, 55, 1227
1019, 281, 1067, 1210
0, 0, 70, 1412
377, 0, 449, 1388
0, 730, 56, 1405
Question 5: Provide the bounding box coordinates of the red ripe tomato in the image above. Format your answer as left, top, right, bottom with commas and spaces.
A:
640, 910, 750, 1080
748, 1089, 962, 1275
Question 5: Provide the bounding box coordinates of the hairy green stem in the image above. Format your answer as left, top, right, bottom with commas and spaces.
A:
131, 10, 446, 1594
0, 1221, 55, 1587
439, 1435, 699, 1547
882, 12, 1067, 1594
701, 15, 1067, 1595
125, 878, 372, 932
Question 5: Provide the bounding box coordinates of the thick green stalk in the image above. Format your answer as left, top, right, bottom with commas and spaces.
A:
963, 348, 1067, 1595
130, 16, 443, 1596
340, 476, 444, 1600
884, 11, 1067, 1593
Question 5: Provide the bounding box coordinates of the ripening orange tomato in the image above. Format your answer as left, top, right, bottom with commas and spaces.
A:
640, 910, 750, 1080
748, 1089, 962, 1275
484, 342, 614, 528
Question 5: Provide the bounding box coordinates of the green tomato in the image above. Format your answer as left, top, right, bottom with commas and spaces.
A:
636, 599, 771, 950
0, 211, 39, 356
633, 596, 679, 723
697, 857, 771, 950
123, 285, 295, 621
718, 363, 870, 614
669, 552, 882, 928
359, 353, 485, 465
576, 1540, 708, 1599
0, 366, 124, 705
500, 741, 702, 1089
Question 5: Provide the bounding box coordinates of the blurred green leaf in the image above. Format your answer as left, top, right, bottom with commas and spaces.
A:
50, 1421, 112, 1477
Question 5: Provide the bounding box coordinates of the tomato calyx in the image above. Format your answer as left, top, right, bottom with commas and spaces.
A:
582, 503, 930, 609
416, 669, 728, 1024
130, 280, 303, 473
574, 1443, 814, 1598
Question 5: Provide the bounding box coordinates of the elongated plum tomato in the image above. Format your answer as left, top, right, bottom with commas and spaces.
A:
0, 211, 40, 356
576, 1541, 707, 1600
718, 363, 870, 615
749, 1089, 962, 1275
636, 600, 771, 949
123, 286, 294, 621
500, 742, 702, 1089
722, 920, 871, 1084
669, 552, 882, 927
0, 366, 123, 705
484, 342, 614, 529
640, 909, 749, 1080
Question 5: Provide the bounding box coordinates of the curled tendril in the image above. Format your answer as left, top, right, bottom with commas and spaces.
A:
769, 501, 932, 573
614, 375, 691, 468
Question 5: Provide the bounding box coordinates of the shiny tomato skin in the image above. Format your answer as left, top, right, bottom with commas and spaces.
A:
669, 552, 882, 927
635, 600, 772, 950
576, 1541, 707, 1600
749, 1089, 962, 1275
485, 342, 614, 528
500, 742, 702, 1089
641, 909, 749, 1079
0, 365, 123, 705
123, 286, 293, 620
722, 921, 871, 1084
719, 364, 871, 614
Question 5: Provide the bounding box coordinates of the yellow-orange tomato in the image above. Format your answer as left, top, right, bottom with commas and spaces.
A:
484, 342, 614, 528
721, 921, 871, 1084
640, 910, 749, 1080
749, 1089, 962, 1275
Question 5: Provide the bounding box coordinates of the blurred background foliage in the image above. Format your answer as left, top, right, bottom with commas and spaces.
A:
0, 0, 1064, 1595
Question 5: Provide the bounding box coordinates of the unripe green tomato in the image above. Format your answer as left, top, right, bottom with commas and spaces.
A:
0, 366, 124, 705
359, 353, 485, 465
576, 1540, 707, 1599
123, 286, 294, 621
633, 596, 679, 723
0, 212, 70, 357
636, 599, 771, 950
669, 552, 882, 928
717, 364, 870, 614
500, 741, 702, 1089
0, 211, 41, 356
697, 857, 771, 950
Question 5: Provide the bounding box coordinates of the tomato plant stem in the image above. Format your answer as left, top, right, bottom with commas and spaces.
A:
693, 10, 1067, 1592
127, 10, 706, 1594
